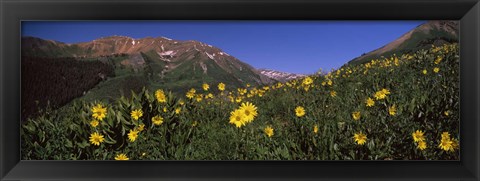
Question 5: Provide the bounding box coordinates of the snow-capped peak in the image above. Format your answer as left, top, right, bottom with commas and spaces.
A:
259, 69, 306, 82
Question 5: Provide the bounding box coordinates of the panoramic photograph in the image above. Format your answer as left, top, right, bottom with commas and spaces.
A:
20, 20, 459, 160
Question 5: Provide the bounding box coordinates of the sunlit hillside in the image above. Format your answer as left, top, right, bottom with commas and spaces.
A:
21, 44, 459, 160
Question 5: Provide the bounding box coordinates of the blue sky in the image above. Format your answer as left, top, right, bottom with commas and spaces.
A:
22, 21, 425, 74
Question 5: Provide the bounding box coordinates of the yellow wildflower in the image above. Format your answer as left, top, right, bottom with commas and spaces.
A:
235, 96, 242, 103
444, 111, 450, 116
91, 104, 107, 121
352, 111, 361, 121
389, 104, 397, 116
264, 126, 274, 137
451, 138, 459, 150
381, 88, 391, 95
434, 56, 442, 64
155, 89, 167, 103
207, 93, 214, 99
229, 109, 246, 128
127, 129, 139, 142
130, 109, 143, 121
374, 89, 390, 100
195, 94, 203, 102
412, 130, 425, 142
295, 106, 306, 117
353, 132, 367, 145
115, 153, 129, 160
239, 102, 258, 123
417, 141, 427, 150
151, 115, 164, 125
302, 77, 313, 86
441, 132, 450, 140
89, 132, 104, 146
202, 83, 210, 91
90, 120, 99, 127
330, 91, 337, 97
136, 124, 145, 132
366, 97, 375, 107
218, 83, 225, 91
439, 138, 454, 151
186, 88, 196, 99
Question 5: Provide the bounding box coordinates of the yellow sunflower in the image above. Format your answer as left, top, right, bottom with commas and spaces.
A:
352, 111, 361, 121
302, 77, 313, 86
412, 130, 425, 142
186, 88, 196, 99
91, 104, 107, 121
330, 91, 337, 97
90, 120, 99, 128
388, 104, 397, 116
239, 102, 258, 123
202, 83, 210, 91
264, 126, 274, 137
229, 109, 246, 128
89, 132, 105, 146
438, 138, 454, 151
152, 115, 164, 126
155, 89, 167, 103
365, 97, 375, 107
127, 129, 139, 142
130, 109, 143, 121
353, 132, 367, 145
218, 82, 226, 91
295, 106, 306, 117
115, 153, 129, 160
417, 141, 427, 150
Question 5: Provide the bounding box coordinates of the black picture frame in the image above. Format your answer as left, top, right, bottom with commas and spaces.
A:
1, 0, 479, 180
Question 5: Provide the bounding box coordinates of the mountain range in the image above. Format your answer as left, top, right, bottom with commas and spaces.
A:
22, 35, 277, 88
21, 20, 458, 107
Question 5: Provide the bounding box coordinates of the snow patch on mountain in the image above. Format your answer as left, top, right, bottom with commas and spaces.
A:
219, 52, 230, 56
158, 50, 175, 56
205, 52, 215, 60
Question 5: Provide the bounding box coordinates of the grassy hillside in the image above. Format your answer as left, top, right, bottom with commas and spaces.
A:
347, 28, 458, 67
21, 44, 459, 160
77, 50, 272, 103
